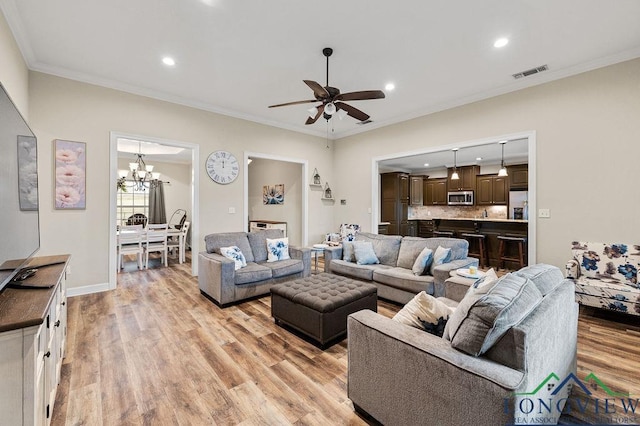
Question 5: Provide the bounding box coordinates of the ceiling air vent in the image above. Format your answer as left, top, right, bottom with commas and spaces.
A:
512, 64, 548, 79
356, 120, 373, 125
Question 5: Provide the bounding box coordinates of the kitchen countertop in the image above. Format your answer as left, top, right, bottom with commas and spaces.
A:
409, 217, 528, 224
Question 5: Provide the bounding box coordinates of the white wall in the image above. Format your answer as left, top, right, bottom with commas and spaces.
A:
248, 158, 302, 246
334, 58, 640, 269
0, 10, 28, 117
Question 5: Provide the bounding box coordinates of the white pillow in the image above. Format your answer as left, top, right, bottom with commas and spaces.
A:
219, 246, 247, 270
393, 291, 454, 337
412, 247, 433, 276
266, 237, 291, 262
467, 268, 499, 296
430, 246, 452, 275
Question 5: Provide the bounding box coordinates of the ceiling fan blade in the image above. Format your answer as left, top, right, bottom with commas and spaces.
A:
335, 102, 370, 121
268, 99, 317, 108
303, 80, 330, 99
305, 104, 325, 125
335, 90, 386, 102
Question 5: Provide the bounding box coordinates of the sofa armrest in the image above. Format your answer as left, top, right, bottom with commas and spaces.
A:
289, 246, 311, 277
566, 259, 580, 279
198, 251, 236, 305
348, 310, 523, 426
324, 246, 343, 273
432, 257, 479, 297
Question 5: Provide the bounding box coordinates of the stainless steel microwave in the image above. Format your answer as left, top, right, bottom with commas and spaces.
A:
448, 191, 474, 205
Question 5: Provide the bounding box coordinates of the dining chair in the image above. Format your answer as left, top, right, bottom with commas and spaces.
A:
168, 221, 190, 264
117, 224, 144, 271
144, 223, 169, 268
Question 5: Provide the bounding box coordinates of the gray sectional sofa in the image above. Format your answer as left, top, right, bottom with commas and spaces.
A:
324, 232, 478, 304
198, 229, 311, 307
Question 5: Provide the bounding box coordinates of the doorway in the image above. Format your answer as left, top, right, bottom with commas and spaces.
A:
109, 132, 200, 290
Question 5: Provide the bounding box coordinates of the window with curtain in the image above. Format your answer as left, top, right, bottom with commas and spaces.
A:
116, 183, 149, 227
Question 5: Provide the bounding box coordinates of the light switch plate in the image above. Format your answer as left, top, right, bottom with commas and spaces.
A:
228, 207, 236, 214
538, 208, 550, 218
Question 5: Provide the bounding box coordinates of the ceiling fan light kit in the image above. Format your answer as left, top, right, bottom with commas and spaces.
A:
268, 47, 385, 125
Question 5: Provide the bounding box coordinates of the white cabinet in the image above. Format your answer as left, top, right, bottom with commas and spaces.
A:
0, 256, 68, 425
249, 220, 287, 237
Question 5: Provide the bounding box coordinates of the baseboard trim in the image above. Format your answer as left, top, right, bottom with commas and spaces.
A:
67, 282, 111, 297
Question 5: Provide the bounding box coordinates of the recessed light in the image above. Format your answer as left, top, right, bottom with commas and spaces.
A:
476, 157, 482, 161
423, 163, 429, 167
385, 83, 395, 91
162, 56, 176, 66
494, 38, 509, 48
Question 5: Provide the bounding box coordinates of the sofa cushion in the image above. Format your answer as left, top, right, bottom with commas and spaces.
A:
397, 237, 430, 269
373, 267, 435, 295
446, 273, 543, 356
354, 241, 380, 265
342, 241, 356, 262
355, 232, 402, 267
234, 262, 272, 285
205, 232, 255, 262
257, 258, 303, 278
412, 247, 433, 276
330, 259, 391, 281
571, 241, 639, 287
247, 229, 284, 262
393, 291, 454, 337
512, 263, 563, 296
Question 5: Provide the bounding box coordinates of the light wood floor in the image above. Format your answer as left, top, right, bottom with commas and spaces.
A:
52, 255, 640, 425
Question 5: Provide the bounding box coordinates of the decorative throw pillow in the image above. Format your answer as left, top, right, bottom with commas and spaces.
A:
393, 291, 454, 337
342, 241, 356, 262
266, 237, 290, 262
219, 246, 247, 270
353, 241, 379, 265
446, 273, 543, 356
412, 247, 434, 276
466, 268, 499, 296
430, 246, 452, 275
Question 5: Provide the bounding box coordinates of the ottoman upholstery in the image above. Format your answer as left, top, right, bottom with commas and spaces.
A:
271, 273, 377, 347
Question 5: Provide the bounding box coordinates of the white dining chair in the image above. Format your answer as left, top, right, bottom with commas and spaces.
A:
144, 223, 168, 268
117, 224, 144, 271
168, 221, 190, 264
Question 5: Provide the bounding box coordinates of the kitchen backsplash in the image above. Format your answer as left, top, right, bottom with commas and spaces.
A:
409, 205, 508, 220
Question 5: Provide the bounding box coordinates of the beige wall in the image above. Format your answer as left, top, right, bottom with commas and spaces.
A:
334, 58, 640, 269
248, 158, 302, 246
28, 72, 332, 290
0, 10, 28, 117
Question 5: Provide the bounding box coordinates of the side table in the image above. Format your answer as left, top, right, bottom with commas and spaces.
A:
444, 270, 485, 302
311, 244, 329, 273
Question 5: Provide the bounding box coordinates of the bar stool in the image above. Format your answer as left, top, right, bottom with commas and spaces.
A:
497, 235, 527, 270
433, 230, 454, 237
461, 233, 488, 268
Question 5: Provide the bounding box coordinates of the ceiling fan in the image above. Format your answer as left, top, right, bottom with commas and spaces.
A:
268, 47, 386, 125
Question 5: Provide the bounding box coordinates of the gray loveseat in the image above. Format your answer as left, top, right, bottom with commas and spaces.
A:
348, 264, 578, 426
198, 229, 311, 307
324, 232, 478, 304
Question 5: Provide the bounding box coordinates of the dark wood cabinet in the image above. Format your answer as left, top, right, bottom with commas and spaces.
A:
402, 221, 417, 237
447, 166, 478, 192
381, 172, 410, 235
409, 175, 425, 206
424, 178, 447, 205
509, 164, 528, 190
476, 175, 508, 205
417, 220, 434, 238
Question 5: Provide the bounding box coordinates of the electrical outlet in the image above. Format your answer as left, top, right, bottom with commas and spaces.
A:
228, 207, 235, 214
538, 208, 550, 218
367, 207, 372, 214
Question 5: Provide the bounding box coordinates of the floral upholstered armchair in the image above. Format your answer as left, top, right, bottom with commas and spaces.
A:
324, 223, 360, 247
566, 241, 640, 315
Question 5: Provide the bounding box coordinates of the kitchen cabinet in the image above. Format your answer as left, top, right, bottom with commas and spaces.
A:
409, 175, 426, 206
424, 178, 447, 205
476, 175, 508, 205
509, 164, 528, 190
447, 166, 478, 192
401, 221, 417, 237
417, 220, 434, 238
381, 172, 410, 235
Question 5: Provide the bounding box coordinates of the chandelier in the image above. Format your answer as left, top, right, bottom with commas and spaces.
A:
117, 142, 160, 191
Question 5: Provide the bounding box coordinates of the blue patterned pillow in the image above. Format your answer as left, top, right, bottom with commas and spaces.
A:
412, 247, 433, 276
219, 246, 247, 270
353, 241, 379, 265
430, 246, 452, 275
266, 237, 290, 262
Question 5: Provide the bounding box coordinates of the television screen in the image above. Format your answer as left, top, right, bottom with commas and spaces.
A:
0, 82, 40, 291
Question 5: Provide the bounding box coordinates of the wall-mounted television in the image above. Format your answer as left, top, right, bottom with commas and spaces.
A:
0, 82, 40, 292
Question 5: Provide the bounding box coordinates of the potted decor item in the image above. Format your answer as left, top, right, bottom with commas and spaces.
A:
313, 168, 321, 185
324, 183, 332, 199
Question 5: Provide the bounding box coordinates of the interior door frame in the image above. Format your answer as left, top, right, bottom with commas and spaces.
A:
109, 131, 200, 290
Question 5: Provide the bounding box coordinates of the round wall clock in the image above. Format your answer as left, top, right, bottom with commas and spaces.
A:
206, 150, 239, 184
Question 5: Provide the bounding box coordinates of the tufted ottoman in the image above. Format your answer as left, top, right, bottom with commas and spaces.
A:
271, 272, 377, 347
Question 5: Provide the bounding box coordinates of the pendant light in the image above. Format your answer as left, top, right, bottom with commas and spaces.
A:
451, 148, 460, 180
498, 141, 508, 177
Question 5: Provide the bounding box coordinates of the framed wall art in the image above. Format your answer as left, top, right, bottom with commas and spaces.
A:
263, 184, 284, 205
17, 135, 39, 211
54, 139, 86, 209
